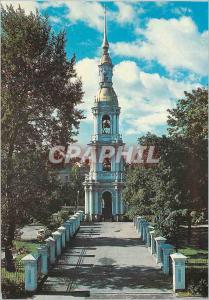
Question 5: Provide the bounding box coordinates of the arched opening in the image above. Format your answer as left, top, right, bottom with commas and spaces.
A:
102, 157, 111, 171
102, 191, 112, 220
102, 115, 111, 134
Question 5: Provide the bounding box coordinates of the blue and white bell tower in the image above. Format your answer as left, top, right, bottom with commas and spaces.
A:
84, 9, 125, 221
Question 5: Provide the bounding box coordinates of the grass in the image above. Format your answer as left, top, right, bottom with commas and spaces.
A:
177, 291, 193, 297
13, 240, 41, 261
1, 240, 42, 284
1, 267, 24, 284
177, 226, 208, 267
178, 247, 208, 268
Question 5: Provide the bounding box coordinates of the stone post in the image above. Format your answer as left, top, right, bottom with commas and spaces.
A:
64, 221, 71, 243
58, 226, 66, 249
140, 220, 144, 238
142, 221, 148, 243
52, 231, 62, 256
147, 225, 154, 248
140, 219, 146, 238
154, 236, 167, 264
136, 216, 143, 234
161, 244, 175, 274
37, 245, 48, 275
69, 220, 74, 237
75, 212, 81, 229
45, 237, 56, 264
133, 216, 136, 227
70, 216, 77, 234
170, 253, 187, 291
150, 231, 156, 255
22, 254, 37, 292
78, 210, 84, 222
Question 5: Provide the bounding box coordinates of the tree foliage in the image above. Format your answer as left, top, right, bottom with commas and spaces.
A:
124, 87, 208, 246
1, 5, 84, 255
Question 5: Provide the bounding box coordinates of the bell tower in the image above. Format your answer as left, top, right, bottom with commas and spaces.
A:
84, 8, 125, 221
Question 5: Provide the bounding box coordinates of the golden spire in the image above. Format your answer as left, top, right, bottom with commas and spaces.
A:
100, 5, 112, 65
102, 5, 109, 49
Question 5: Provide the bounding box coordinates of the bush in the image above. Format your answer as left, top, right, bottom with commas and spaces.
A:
186, 268, 208, 297
2, 279, 27, 299
190, 210, 207, 225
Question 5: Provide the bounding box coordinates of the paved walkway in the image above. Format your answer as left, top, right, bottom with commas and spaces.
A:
39, 222, 172, 298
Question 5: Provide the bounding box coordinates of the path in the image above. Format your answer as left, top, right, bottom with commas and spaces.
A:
39, 222, 173, 298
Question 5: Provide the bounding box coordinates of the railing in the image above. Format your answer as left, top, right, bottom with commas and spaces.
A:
1, 259, 24, 284
91, 133, 123, 142
85, 171, 124, 182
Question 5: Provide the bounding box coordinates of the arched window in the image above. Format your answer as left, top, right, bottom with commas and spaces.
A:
103, 157, 111, 171
102, 115, 111, 134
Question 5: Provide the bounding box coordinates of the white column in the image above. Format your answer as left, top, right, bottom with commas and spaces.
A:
120, 191, 124, 214
94, 112, 98, 136
95, 190, 99, 214
89, 187, 93, 217
85, 187, 89, 214
115, 188, 119, 214
116, 114, 119, 135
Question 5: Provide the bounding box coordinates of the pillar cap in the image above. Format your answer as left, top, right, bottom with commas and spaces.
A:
52, 231, 62, 236
45, 237, 55, 243
170, 253, 187, 261
154, 236, 167, 241
65, 220, 71, 224
22, 254, 36, 262
37, 246, 48, 253
58, 226, 66, 231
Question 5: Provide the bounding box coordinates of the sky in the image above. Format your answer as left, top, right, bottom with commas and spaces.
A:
2, 0, 208, 145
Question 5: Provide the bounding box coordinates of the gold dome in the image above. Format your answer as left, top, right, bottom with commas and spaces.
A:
95, 87, 118, 104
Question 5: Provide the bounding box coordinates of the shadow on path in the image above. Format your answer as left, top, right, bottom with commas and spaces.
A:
40, 222, 172, 295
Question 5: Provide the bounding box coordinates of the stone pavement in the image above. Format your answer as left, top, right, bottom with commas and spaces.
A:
37, 222, 173, 298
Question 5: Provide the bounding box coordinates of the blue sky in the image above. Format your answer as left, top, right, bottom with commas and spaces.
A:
3, 1, 208, 144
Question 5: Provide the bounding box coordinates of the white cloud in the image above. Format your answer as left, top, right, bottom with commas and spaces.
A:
67, 2, 104, 31
39, 1, 142, 31
172, 7, 192, 16
48, 16, 62, 24
76, 58, 99, 121
1, 0, 37, 14
112, 16, 208, 76
76, 58, 200, 136
114, 2, 143, 25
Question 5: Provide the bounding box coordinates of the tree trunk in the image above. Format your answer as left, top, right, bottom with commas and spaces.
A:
4, 136, 16, 270
187, 213, 192, 244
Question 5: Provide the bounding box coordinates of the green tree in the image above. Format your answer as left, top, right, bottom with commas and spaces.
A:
60, 165, 85, 208
168, 87, 208, 241
1, 4, 84, 267
124, 88, 208, 247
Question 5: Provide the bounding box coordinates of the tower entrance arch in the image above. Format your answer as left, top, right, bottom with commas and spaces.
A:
102, 191, 112, 220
